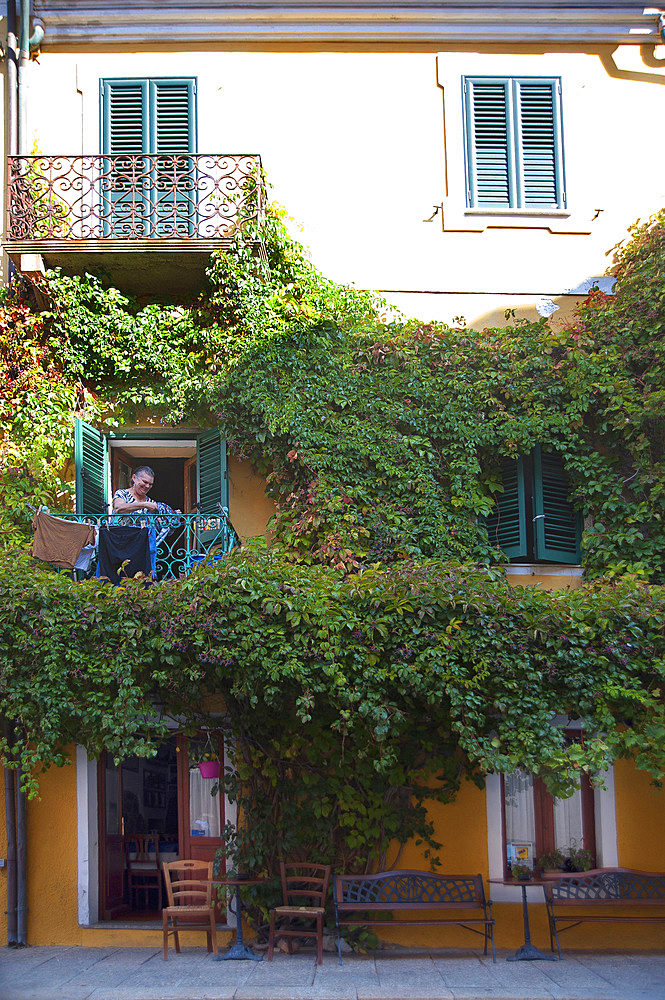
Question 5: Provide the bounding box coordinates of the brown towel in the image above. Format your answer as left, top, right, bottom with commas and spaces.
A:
32, 511, 96, 570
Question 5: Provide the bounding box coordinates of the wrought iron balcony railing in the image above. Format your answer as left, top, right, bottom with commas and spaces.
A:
7, 154, 265, 241
50, 511, 239, 581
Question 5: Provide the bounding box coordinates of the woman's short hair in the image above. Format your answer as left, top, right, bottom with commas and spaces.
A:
133, 465, 155, 480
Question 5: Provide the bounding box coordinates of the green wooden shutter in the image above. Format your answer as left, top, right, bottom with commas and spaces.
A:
75, 419, 109, 516
101, 79, 149, 235
483, 457, 527, 559
515, 79, 564, 209
102, 79, 149, 155
533, 447, 581, 563
196, 430, 228, 515
465, 78, 513, 209
464, 76, 564, 210
151, 79, 196, 235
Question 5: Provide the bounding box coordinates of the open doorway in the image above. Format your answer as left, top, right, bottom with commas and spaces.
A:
98, 734, 225, 921
111, 445, 191, 512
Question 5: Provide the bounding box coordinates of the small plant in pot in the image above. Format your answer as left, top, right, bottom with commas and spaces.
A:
537, 848, 566, 874
511, 862, 533, 881
564, 842, 594, 872
189, 733, 221, 779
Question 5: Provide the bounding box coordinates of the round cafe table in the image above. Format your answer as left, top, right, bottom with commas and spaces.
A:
206, 876, 269, 961
490, 878, 557, 962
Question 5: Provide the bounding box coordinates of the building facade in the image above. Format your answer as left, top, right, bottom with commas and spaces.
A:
1, 1, 665, 950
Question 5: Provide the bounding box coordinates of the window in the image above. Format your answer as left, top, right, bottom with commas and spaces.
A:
463, 76, 565, 210
483, 446, 582, 564
100, 78, 197, 235
503, 765, 596, 875
74, 420, 228, 516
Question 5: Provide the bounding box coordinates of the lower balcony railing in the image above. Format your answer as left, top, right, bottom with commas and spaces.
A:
7, 154, 264, 241
51, 511, 239, 582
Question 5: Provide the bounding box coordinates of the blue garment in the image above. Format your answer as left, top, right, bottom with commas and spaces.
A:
148, 525, 157, 577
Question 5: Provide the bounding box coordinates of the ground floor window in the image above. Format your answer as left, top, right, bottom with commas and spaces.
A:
502, 767, 596, 874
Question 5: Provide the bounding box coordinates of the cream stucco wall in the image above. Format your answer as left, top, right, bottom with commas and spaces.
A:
17, 42, 665, 326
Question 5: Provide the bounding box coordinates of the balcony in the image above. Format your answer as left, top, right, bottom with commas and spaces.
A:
5, 153, 265, 295
50, 511, 240, 582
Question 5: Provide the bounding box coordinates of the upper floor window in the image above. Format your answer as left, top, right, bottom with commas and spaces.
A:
463, 76, 565, 211
483, 446, 582, 564
101, 78, 197, 157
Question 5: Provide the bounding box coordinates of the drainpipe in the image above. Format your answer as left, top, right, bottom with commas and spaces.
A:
6, 1, 17, 156
18, 0, 44, 154
3, 723, 17, 946
15, 763, 28, 945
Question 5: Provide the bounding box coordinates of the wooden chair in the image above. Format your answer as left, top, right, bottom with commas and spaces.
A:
267, 861, 332, 965
162, 859, 218, 960
125, 833, 162, 911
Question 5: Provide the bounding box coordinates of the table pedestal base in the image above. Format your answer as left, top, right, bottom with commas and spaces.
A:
507, 942, 556, 962
213, 944, 263, 962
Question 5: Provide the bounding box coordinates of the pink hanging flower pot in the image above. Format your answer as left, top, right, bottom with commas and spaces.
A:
198, 760, 221, 779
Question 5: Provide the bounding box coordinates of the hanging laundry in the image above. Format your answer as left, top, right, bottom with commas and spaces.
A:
32, 511, 96, 570
97, 526, 152, 584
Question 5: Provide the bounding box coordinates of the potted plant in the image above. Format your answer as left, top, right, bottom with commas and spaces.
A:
511, 862, 533, 881
537, 848, 566, 874
189, 734, 221, 779
564, 842, 594, 872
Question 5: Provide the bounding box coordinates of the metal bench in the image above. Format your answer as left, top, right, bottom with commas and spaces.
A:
333, 869, 495, 964
543, 867, 665, 958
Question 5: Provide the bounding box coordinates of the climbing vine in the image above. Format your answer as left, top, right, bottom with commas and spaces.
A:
0, 202, 664, 870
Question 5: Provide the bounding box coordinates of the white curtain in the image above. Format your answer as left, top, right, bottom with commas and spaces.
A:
554, 788, 584, 851
189, 769, 221, 838
504, 771, 535, 864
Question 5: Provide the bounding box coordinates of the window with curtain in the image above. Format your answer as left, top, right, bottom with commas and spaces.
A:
503, 762, 596, 874
463, 76, 565, 210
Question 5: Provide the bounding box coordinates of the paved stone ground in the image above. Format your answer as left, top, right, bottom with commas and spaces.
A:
1, 946, 664, 1000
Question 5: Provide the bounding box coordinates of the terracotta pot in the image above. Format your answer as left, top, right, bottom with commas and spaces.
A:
198, 760, 220, 779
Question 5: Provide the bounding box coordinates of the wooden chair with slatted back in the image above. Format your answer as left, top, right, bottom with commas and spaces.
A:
125, 833, 162, 911
267, 861, 332, 965
162, 859, 218, 960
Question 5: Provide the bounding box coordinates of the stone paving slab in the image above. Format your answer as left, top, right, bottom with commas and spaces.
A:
2, 946, 665, 1000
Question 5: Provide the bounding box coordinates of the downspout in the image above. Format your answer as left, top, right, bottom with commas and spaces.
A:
6, 0, 17, 156
3, 723, 17, 946
15, 762, 28, 945
18, 0, 44, 154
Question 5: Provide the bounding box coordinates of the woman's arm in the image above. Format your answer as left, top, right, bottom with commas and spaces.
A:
112, 497, 159, 514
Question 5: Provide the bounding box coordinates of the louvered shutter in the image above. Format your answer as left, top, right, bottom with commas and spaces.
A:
465, 78, 513, 209
483, 457, 527, 559
197, 430, 228, 515
101, 79, 149, 235
150, 80, 196, 236
75, 419, 109, 516
464, 76, 564, 210
533, 447, 581, 563
515, 80, 564, 209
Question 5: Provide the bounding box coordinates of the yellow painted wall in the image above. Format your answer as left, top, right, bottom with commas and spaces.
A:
228, 456, 275, 542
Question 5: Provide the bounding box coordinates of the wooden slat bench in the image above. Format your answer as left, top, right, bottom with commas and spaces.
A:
543, 867, 665, 958
333, 869, 495, 964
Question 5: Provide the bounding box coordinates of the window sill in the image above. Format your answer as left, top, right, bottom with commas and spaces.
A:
465, 209, 570, 218
441, 203, 593, 235
504, 564, 584, 577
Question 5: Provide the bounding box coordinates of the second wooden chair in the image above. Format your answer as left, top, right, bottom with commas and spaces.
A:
267, 861, 332, 965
